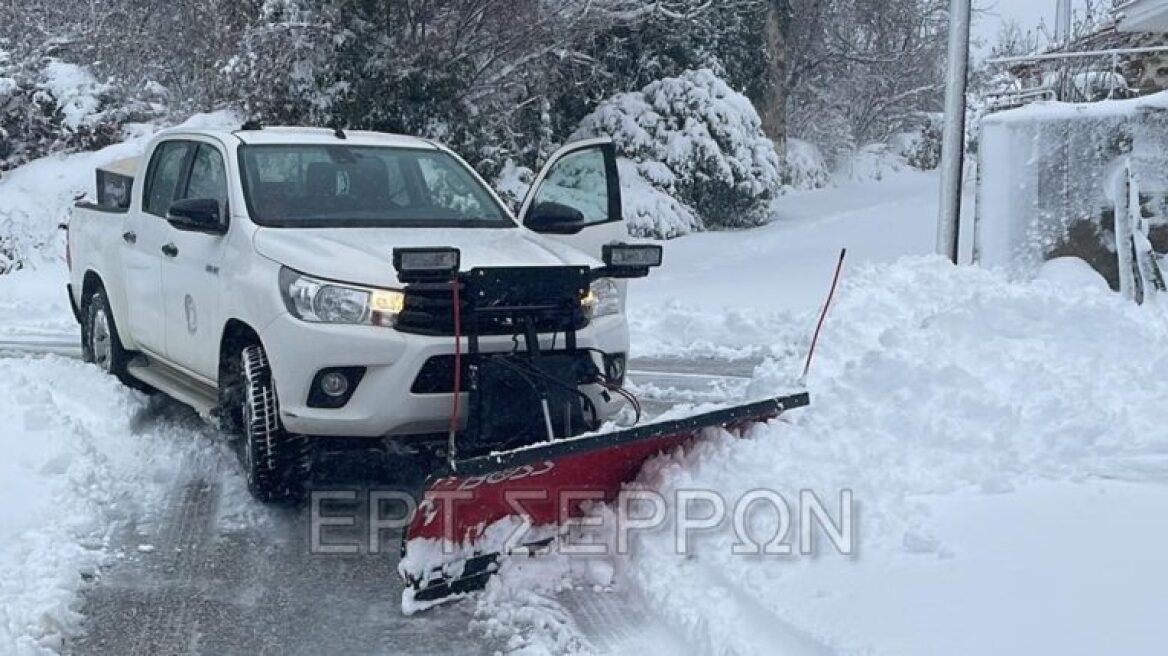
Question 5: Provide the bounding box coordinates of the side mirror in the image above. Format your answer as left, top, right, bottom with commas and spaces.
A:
525, 201, 585, 234
168, 198, 225, 234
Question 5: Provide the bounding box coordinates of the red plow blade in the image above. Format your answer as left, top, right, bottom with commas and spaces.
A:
398, 392, 810, 607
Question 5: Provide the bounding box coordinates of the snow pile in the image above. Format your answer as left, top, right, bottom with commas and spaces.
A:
484, 256, 1168, 654
469, 555, 590, 656
572, 69, 782, 238
625, 256, 1168, 654
0, 354, 224, 655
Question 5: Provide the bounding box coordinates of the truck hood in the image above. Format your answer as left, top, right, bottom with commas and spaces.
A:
252, 226, 596, 288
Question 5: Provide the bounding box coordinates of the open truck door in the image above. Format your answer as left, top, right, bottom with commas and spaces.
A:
518, 138, 628, 260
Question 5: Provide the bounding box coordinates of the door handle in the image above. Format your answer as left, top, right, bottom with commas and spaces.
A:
122, 231, 137, 244
161, 243, 179, 258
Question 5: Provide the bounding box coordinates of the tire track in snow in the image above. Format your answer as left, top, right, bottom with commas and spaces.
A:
148, 479, 219, 654
0, 331, 81, 359
72, 477, 222, 655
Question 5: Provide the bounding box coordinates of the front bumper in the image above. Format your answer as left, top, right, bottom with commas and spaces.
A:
259, 312, 630, 438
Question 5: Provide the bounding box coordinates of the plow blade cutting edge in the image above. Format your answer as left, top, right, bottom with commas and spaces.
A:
398, 391, 810, 607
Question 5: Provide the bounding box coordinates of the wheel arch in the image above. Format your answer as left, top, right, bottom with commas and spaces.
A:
80, 269, 103, 304
79, 269, 139, 352
217, 318, 264, 434
219, 318, 263, 379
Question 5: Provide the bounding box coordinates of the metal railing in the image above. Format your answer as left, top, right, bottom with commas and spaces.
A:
983, 45, 1168, 109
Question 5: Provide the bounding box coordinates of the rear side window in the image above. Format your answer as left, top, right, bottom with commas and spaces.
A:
144, 141, 192, 216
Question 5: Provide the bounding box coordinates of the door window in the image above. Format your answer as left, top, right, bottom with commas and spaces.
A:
144, 141, 193, 216
528, 148, 614, 226
182, 144, 229, 219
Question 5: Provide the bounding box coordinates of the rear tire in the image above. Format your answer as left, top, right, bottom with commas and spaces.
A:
240, 344, 311, 502
82, 288, 131, 380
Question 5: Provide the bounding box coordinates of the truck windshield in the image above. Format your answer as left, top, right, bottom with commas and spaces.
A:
238, 144, 511, 228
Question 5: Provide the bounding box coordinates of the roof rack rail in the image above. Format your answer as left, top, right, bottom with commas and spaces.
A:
240, 120, 263, 131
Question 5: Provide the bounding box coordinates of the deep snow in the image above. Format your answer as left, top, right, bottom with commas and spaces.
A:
477, 253, 1168, 656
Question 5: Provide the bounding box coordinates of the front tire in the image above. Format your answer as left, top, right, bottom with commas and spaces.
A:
240, 344, 311, 502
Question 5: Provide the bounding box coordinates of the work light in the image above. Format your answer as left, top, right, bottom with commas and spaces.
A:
393, 247, 461, 282
600, 243, 663, 277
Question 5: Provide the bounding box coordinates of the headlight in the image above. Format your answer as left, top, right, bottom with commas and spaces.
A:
583, 278, 621, 319
279, 268, 405, 327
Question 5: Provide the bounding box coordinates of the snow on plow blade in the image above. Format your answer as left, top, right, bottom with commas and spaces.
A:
399, 392, 810, 607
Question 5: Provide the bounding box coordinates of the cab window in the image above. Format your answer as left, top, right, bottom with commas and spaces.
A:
143, 141, 193, 216
182, 144, 229, 220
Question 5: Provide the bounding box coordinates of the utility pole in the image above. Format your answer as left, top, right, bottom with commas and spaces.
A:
936, 0, 972, 264
1055, 0, 1073, 44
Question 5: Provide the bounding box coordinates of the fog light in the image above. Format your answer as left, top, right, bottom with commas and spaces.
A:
320, 372, 350, 397
308, 367, 366, 408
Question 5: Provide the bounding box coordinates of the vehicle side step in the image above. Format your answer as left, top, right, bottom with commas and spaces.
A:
127, 357, 219, 418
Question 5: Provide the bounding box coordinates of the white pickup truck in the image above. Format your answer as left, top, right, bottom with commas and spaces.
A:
66, 125, 633, 500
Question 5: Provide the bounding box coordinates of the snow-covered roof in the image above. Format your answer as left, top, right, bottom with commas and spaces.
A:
157, 125, 439, 149
1117, 0, 1168, 33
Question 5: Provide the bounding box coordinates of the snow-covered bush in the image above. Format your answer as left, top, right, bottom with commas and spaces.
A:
0, 50, 149, 177
617, 159, 702, 239
572, 69, 782, 237
893, 113, 943, 171
492, 160, 535, 211
784, 138, 831, 190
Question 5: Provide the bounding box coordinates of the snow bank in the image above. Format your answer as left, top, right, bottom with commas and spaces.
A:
628, 257, 1168, 654
0, 356, 222, 655
485, 256, 1168, 654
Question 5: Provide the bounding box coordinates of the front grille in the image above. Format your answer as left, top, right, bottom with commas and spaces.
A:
411, 352, 597, 394
394, 282, 590, 337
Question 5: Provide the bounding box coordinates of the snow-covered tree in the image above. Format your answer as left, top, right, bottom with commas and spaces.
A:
573, 69, 783, 236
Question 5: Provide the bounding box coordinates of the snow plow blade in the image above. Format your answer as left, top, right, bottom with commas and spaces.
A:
399, 391, 810, 605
